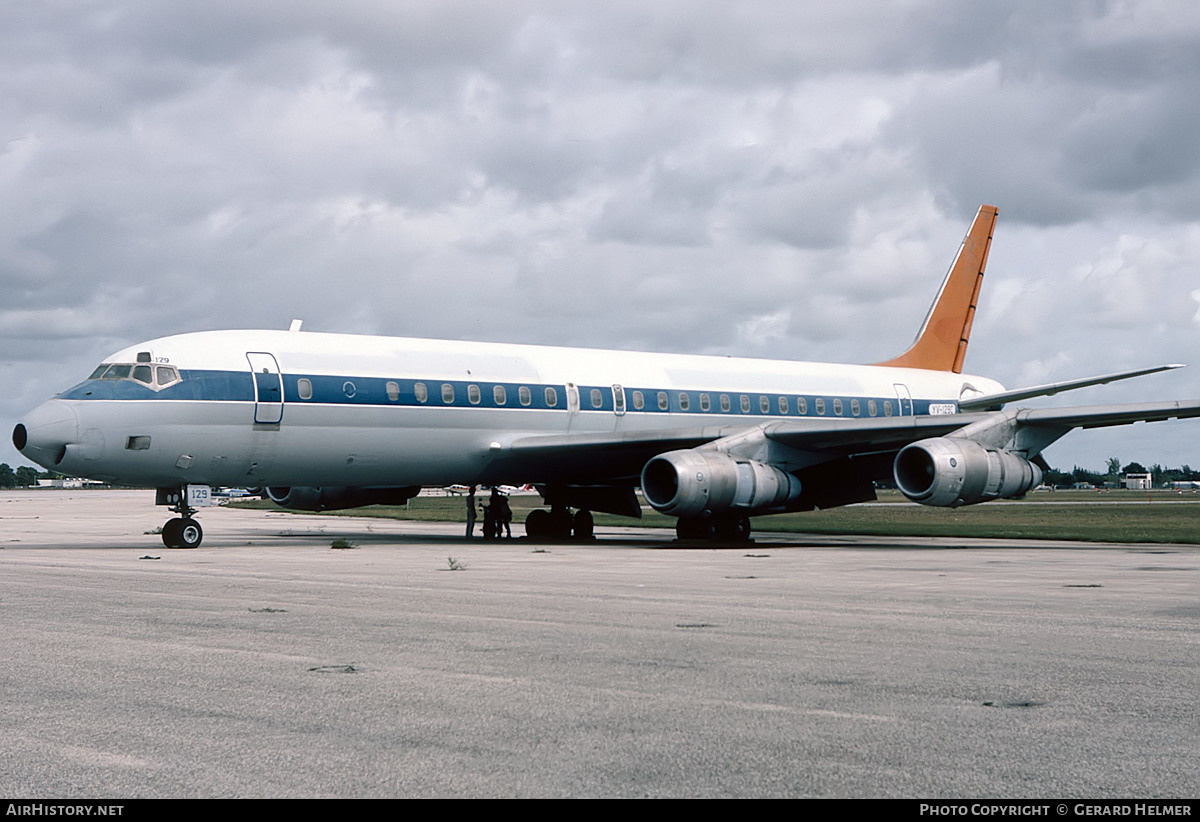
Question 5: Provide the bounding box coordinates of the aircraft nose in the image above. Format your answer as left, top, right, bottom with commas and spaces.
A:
13, 400, 80, 469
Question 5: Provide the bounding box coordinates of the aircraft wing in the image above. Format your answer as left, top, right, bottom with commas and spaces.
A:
486, 424, 747, 484
488, 399, 1200, 487
488, 413, 995, 485
1014, 399, 1200, 430
956, 364, 1186, 411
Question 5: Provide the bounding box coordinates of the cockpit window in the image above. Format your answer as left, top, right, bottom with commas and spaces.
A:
155, 366, 181, 388
90, 362, 181, 390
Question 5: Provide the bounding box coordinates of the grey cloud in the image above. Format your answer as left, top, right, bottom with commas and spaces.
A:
4, 1, 1200, 470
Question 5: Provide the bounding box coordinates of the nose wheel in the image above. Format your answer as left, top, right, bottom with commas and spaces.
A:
162, 517, 203, 549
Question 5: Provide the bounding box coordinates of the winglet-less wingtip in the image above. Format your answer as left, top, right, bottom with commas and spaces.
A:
875, 204, 998, 373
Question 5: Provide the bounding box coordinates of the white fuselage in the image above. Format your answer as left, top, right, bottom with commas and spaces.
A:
17, 329, 1004, 489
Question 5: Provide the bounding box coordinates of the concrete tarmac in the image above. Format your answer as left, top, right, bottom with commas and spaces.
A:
1, 489, 1197, 798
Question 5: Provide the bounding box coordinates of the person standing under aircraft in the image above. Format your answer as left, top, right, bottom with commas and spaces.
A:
466, 485, 477, 538
493, 489, 513, 539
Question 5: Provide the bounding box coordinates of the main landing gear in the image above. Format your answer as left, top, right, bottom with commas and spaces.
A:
157, 487, 204, 549
524, 505, 594, 541
675, 513, 753, 543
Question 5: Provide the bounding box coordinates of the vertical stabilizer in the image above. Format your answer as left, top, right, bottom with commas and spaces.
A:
876, 204, 997, 373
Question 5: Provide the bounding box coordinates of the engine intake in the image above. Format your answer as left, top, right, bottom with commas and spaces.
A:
893, 438, 1042, 507
265, 486, 421, 511
641, 449, 802, 518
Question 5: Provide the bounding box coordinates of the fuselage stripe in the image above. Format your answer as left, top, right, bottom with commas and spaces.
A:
57, 369, 957, 418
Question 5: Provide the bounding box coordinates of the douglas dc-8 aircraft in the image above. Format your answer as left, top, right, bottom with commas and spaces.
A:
13, 205, 1200, 547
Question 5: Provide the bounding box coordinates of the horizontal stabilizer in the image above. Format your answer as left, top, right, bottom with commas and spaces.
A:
957, 364, 1186, 411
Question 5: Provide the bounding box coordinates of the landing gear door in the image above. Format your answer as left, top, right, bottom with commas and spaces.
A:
247, 352, 284, 424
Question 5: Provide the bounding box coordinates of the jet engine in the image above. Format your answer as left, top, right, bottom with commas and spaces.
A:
264, 486, 421, 512
640, 449, 802, 518
893, 438, 1042, 507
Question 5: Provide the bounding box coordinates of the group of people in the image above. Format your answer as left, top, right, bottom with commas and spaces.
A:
465, 486, 512, 540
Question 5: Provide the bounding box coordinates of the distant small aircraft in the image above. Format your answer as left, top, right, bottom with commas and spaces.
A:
13, 205, 1200, 547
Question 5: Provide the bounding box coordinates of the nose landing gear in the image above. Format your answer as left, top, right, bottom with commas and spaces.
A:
156, 487, 205, 548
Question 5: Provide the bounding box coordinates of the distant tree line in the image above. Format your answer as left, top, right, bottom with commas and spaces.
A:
1042, 459, 1200, 489
0, 464, 58, 488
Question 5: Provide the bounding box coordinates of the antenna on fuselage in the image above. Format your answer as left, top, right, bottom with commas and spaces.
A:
288, 319, 303, 332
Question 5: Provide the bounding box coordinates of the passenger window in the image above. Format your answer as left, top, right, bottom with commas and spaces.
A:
884, 400, 893, 416
868, 399, 877, 416
740, 395, 751, 413
545, 387, 558, 407
797, 397, 807, 414
298, 378, 313, 400
815, 398, 826, 415
658, 391, 669, 411
415, 382, 428, 403
759, 396, 770, 414
441, 383, 455, 404
851, 399, 861, 416
833, 399, 844, 415
720, 394, 731, 412
779, 396, 789, 414
700, 393, 710, 412
132, 365, 153, 384
386, 381, 400, 401
468, 384, 481, 405
590, 388, 603, 409
678, 393, 690, 411
632, 391, 644, 410
613, 387, 625, 413
494, 385, 507, 405
519, 386, 532, 406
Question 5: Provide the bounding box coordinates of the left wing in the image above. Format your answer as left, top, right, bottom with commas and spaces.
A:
484, 398, 1200, 490
957, 364, 1186, 411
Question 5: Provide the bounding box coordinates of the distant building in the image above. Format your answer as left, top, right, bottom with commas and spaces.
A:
1123, 472, 1152, 490
36, 478, 105, 489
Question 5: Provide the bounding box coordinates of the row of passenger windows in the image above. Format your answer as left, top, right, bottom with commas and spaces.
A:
297, 378, 556, 407
412, 382, 552, 407
624, 391, 893, 417
294, 377, 895, 417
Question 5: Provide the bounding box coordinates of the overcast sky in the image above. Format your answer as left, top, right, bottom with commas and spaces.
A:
4, 1, 1200, 472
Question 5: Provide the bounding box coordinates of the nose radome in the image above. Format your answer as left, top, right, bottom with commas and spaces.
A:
14, 401, 80, 469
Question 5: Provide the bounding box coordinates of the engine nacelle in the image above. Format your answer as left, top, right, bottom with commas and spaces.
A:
264, 486, 421, 512
641, 449, 802, 518
893, 438, 1043, 507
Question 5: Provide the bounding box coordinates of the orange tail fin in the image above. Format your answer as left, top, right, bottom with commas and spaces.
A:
875, 204, 998, 373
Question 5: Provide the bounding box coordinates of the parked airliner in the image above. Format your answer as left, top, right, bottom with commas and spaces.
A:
13, 205, 1200, 547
